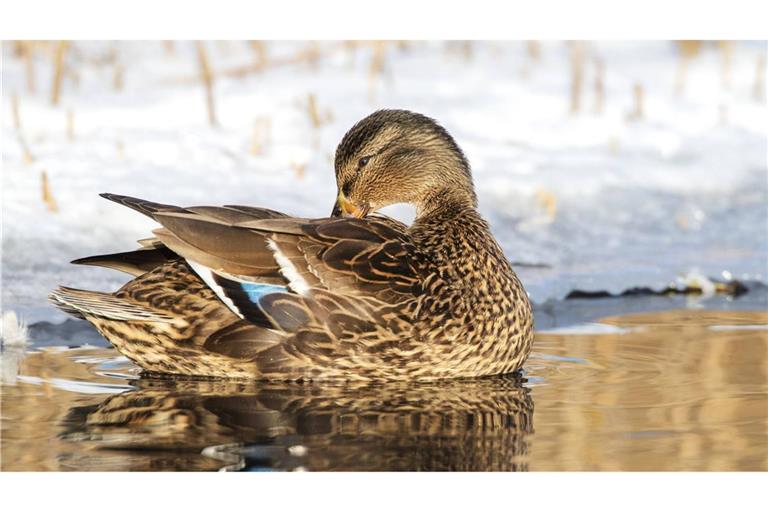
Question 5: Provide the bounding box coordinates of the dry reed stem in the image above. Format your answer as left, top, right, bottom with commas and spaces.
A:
250, 117, 272, 155
755, 54, 766, 103
111, 47, 124, 91
249, 41, 269, 71
593, 57, 605, 115
307, 93, 322, 128
291, 162, 306, 180
21, 42, 36, 93
627, 82, 645, 121
461, 41, 473, 61
343, 40, 363, 68
306, 93, 332, 129
677, 40, 703, 58
11, 94, 35, 163
116, 139, 125, 159
113, 64, 124, 90
569, 41, 586, 114
196, 41, 218, 126
41, 171, 59, 212
369, 41, 388, 104
675, 40, 702, 96
50, 41, 68, 106
305, 42, 321, 70
66, 110, 75, 141
535, 189, 558, 222
717, 41, 733, 89
526, 41, 541, 61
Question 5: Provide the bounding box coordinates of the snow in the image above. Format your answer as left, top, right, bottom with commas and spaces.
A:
2, 41, 767, 324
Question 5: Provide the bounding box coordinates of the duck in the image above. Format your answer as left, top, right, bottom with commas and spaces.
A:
49, 109, 534, 381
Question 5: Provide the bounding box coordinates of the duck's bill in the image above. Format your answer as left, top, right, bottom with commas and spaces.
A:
331, 194, 369, 218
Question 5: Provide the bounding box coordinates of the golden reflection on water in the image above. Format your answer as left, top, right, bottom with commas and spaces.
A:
1, 309, 766, 471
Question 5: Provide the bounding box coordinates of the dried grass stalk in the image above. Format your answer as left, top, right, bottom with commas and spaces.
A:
306, 93, 331, 129
116, 139, 125, 160
250, 117, 272, 155
11, 94, 35, 163
196, 41, 218, 126
369, 41, 388, 103
675, 40, 702, 96
305, 42, 321, 70
461, 41, 473, 61
21, 42, 36, 93
755, 54, 766, 103
717, 41, 733, 89
535, 189, 558, 222
526, 41, 541, 61
291, 162, 306, 180
627, 82, 645, 121
307, 93, 322, 128
51, 41, 68, 106
113, 63, 124, 91
41, 171, 59, 212
569, 41, 586, 114
249, 41, 269, 71
593, 57, 605, 114
677, 40, 703, 58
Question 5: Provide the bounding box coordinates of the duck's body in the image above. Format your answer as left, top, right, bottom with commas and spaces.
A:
50, 110, 533, 381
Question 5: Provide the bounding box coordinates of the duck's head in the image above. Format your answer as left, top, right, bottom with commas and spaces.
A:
331, 109, 477, 218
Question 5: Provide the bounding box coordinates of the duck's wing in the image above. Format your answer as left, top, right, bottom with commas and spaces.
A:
148, 209, 420, 331
79, 194, 290, 279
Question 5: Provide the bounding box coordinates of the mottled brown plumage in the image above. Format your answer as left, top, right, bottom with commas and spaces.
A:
50, 109, 534, 381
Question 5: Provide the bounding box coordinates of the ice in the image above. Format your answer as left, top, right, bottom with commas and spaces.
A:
2, 41, 767, 324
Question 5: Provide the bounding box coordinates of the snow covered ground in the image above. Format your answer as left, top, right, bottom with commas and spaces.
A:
2, 41, 767, 324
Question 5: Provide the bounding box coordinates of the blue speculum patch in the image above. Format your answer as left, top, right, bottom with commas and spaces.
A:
240, 283, 288, 304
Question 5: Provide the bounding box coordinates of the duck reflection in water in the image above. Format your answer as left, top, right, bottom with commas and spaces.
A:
62, 375, 534, 471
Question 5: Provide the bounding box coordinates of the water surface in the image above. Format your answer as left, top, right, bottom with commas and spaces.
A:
2, 308, 766, 471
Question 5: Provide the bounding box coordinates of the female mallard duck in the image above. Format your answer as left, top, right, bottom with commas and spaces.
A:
50, 109, 533, 381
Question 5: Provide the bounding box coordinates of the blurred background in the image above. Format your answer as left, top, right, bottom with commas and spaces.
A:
2, 40, 767, 324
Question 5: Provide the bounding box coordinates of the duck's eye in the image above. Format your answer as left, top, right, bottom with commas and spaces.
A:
358, 156, 370, 168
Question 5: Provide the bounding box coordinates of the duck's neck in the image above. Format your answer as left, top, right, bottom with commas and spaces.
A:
414, 187, 477, 220
410, 189, 490, 250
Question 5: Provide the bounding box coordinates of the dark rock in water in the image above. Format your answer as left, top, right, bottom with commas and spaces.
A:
566, 278, 752, 300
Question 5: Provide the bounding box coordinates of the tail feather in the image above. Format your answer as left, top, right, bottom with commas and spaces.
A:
71, 247, 177, 276
99, 193, 185, 220
49, 286, 175, 323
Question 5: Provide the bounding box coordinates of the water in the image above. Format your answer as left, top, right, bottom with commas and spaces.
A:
2, 307, 766, 471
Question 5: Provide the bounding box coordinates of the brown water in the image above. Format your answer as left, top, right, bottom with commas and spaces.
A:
2, 309, 766, 471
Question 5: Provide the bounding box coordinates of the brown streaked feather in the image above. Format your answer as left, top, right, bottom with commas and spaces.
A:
153, 212, 279, 272
49, 286, 176, 323
202, 321, 283, 358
